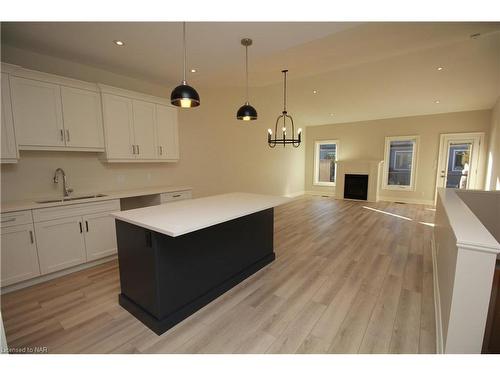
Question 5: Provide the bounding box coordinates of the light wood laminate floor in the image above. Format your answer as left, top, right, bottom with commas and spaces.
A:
1, 196, 436, 354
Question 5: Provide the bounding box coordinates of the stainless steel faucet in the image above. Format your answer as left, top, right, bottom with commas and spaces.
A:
53, 168, 73, 197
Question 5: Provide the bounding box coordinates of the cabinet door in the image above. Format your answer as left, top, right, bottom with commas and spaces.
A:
1, 73, 18, 162
61, 86, 104, 149
101, 93, 135, 159
35, 216, 87, 274
155, 104, 179, 160
0, 224, 40, 286
132, 100, 157, 160
82, 212, 117, 261
10, 76, 65, 147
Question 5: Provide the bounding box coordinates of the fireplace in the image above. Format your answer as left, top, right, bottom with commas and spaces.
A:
344, 174, 369, 201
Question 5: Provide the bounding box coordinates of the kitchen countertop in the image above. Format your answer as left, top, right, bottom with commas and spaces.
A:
111, 192, 290, 237
0, 185, 192, 213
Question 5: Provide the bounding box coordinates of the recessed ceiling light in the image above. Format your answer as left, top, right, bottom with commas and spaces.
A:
113, 40, 125, 46
312, 90, 318, 94
434, 100, 440, 104
190, 68, 197, 73
330, 113, 334, 116
437, 67, 444, 71
470, 33, 481, 39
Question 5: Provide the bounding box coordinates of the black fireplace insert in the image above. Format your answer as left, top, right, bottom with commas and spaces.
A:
344, 174, 369, 201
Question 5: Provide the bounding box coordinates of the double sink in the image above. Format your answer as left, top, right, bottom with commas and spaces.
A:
36, 194, 108, 204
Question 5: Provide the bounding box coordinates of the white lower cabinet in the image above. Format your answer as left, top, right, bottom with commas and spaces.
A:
0, 223, 40, 286
82, 211, 118, 261
32, 199, 120, 276
35, 216, 87, 275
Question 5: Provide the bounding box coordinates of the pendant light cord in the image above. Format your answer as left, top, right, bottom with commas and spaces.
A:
245, 45, 249, 103
283, 70, 287, 112
183, 22, 187, 83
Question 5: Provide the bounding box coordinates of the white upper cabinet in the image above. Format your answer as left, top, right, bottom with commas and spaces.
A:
7, 66, 105, 152
132, 100, 157, 160
10, 76, 65, 148
156, 104, 179, 160
60, 86, 104, 149
101, 93, 135, 159
1, 73, 18, 163
99, 85, 179, 162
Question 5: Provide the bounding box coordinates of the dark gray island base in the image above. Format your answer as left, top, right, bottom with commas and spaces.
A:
115, 208, 275, 335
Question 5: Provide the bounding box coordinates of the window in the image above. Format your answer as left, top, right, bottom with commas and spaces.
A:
314, 140, 338, 186
383, 136, 418, 191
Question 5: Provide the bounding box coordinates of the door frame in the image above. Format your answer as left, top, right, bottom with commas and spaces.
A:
434, 132, 484, 202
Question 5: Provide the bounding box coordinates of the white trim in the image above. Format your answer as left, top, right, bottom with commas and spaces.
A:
305, 190, 336, 197
313, 140, 338, 187
382, 135, 419, 192
284, 191, 305, 198
3, 63, 99, 92
1, 255, 117, 294
378, 195, 434, 206
98, 84, 172, 107
431, 236, 444, 354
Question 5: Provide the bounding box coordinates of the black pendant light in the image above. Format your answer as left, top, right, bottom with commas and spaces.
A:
170, 22, 200, 108
268, 70, 301, 148
236, 38, 257, 121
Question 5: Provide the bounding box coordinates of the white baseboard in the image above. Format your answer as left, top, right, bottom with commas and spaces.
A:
378, 196, 435, 206
1, 255, 117, 294
285, 191, 306, 198
431, 236, 444, 354
305, 190, 336, 197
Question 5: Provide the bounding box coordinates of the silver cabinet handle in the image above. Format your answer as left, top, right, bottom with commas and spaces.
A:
29, 230, 34, 244
159, 146, 163, 155
137, 145, 140, 154
132, 145, 136, 154
85, 220, 89, 232
173, 194, 181, 198
79, 222, 83, 233
66, 129, 70, 142
60, 129, 64, 142
1, 218, 16, 223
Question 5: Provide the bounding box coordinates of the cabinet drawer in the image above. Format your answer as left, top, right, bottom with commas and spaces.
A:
1, 210, 33, 228
160, 190, 192, 203
33, 199, 120, 222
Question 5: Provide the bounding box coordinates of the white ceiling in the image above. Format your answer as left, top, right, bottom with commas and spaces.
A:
2, 22, 500, 125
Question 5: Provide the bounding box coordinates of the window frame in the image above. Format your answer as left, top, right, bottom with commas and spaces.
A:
313, 140, 339, 187
382, 135, 419, 191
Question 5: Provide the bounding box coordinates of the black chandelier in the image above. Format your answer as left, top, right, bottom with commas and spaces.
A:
268, 70, 301, 148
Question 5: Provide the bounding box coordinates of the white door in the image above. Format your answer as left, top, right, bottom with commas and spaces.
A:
35, 216, 87, 274
132, 100, 157, 160
82, 212, 117, 261
1, 73, 18, 162
101, 93, 135, 159
0, 224, 40, 286
61, 86, 104, 149
10, 76, 65, 147
156, 104, 179, 160
435, 132, 484, 195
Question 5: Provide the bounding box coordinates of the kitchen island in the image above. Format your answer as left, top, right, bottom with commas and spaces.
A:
111, 192, 290, 335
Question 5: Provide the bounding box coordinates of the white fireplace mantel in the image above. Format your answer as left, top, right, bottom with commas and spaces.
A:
335, 160, 383, 202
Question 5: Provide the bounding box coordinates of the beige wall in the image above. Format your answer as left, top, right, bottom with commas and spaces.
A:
1, 46, 305, 202
486, 97, 500, 191
305, 110, 491, 204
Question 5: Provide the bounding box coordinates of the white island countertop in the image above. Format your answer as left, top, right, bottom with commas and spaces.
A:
111, 192, 291, 237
